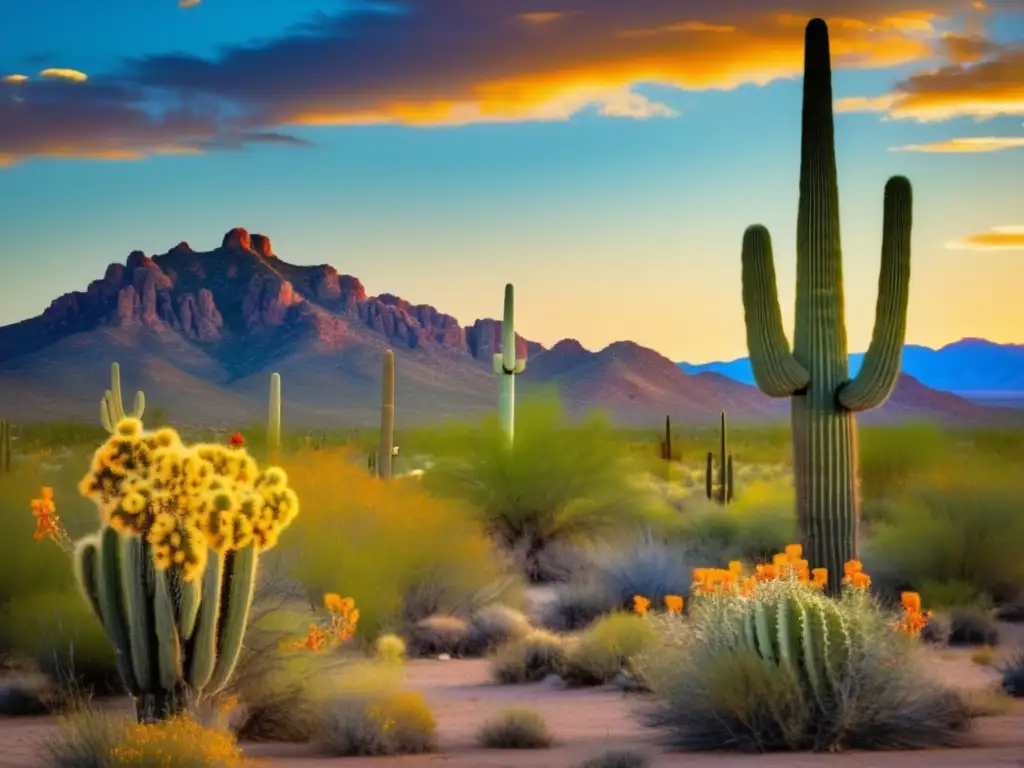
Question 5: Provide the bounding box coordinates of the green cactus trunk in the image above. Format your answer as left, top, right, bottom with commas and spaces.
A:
726, 455, 735, 503
492, 283, 526, 444
662, 415, 672, 461
73, 529, 256, 722
377, 350, 395, 480
100, 362, 146, 433
267, 372, 282, 457
705, 452, 714, 500
717, 411, 728, 505
739, 18, 912, 595
0, 420, 10, 475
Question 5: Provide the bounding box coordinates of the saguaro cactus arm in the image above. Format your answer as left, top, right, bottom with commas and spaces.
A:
741, 225, 811, 397
837, 176, 912, 412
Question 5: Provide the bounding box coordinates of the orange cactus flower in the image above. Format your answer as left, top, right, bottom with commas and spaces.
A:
901, 592, 922, 613
850, 572, 871, 589
784, 544, 802, 561
664, 595, 684, 613
728, 560, 743, 574
633, 595, 651, 615
228, 432, 245, 449
811, 568, 828, 588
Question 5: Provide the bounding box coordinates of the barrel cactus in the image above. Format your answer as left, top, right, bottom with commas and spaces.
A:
74, 417, 299, 722
739, 18, 912, 593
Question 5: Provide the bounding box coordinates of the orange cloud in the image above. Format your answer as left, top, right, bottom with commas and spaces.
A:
891, 136, 1024, 152
837, 44, 1024, 121
39, 68, 88, 82
1, 74, 28, 84
947, 226, 1024, 251
2, 0, 1022, 165
178, 0, 202, 6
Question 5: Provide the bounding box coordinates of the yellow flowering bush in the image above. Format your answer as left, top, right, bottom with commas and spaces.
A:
77, 418, 299, 578
109, 716, 248, 767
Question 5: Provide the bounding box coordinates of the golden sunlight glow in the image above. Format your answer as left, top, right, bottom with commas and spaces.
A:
947, 226, 1024, 251
1, 74, 29, 84
39, 68, 88, 82
892, 136, 1024, 152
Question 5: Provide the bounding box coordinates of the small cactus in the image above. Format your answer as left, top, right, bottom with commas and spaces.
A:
100, 362, 145, 433
704, 412, 734, 505
659, 414, 673, 462
377, 350, 395, 480
267, 372, 282, 456
492, 283, 526, 443
74, 418, 300, 722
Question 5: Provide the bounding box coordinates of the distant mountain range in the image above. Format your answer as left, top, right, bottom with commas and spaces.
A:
679, 339, 1024, 405
0, 228, 1019, 429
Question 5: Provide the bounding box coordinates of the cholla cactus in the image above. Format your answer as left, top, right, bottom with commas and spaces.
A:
74, 417, 300, 722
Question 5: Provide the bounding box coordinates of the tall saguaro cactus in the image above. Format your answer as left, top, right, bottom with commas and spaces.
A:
493, 283, 526, 443
100, 362, 146, 433
377, 349, 395, 480
0, 420, 10, 475
267, 372, 282, 456
704, 411, 734, 505
739, 18, 912, 594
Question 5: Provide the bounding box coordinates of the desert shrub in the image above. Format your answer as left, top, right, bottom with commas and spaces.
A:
870, 486, 1024, 605
671, 480, 796, 563
919, 613, 951, 645
406, 615, 469, 657
948, 607, 1000, 647
318, 691, 437, 756
1001, 647, 1024, 697
477, 708, 553, 749
591, 531, 697, 611
858, 423, 946, 500
276, 447, 519, 640
375, 633, 407, 663
460, 604, 532, 656
643, 566, 972, 751
539, 580, 618, 632
491, 630, 569, 684
0, 677, 49, 716
919, 580, 990, 611
562, 612, 658, 686
423, 397, 668, 581
575, 749, 651, 768
40, 711, 246, 767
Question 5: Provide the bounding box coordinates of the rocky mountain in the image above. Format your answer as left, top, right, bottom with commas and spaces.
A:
0, 229, 1014, 429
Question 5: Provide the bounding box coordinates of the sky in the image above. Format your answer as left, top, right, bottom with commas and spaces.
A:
0, 0, 1022, 363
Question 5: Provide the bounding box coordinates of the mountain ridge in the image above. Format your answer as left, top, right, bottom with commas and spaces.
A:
0, 228, 1018, 429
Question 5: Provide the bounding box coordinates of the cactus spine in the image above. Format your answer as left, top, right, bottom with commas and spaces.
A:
100, 362, 145, 433
73, 420, 299, 722
492, 283, 526, 443
739, 18, 912, 593
0, 420, 10, 475
705, 411, 734, 505
267, 372, 281, 456
377, 349, 395, 480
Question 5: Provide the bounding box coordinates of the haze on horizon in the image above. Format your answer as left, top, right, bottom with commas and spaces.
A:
0, 0, 1022, 364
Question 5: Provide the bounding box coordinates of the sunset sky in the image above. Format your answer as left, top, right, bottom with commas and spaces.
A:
0, 0, 1021, 363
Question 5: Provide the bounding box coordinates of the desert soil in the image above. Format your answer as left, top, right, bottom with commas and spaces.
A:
1, 631, 1022, 768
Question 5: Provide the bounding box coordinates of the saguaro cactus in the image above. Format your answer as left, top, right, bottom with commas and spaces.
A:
267, 372, 282, 455
100, 362, 146, 433
493, 283, 526, 443
74, 419, 299, 722
704, 411, 734, 505
739, 18, 912, 594
377, 349, 395, 480
0, 420, 10, 475
660, 415, 673, 462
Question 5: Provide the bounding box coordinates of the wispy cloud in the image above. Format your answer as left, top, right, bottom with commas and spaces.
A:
0, 0, 1021, 166
947, 225, 1024, 251
1, 74, 29, 84
178, 0, 202, 7
891, 135, 1024, 152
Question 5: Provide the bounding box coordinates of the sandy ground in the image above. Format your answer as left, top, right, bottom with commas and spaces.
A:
2, 629, 1022, 768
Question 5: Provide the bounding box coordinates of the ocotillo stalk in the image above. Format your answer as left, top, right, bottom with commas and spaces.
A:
705, 452, 714, 501
0, 420, 10, 475
100, 362, 146, 433
492, 283, 526, 443
717, 411, 728, 505
377, 349, 395, 480
739, 18, 912, 594
267, 373, 282, 456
